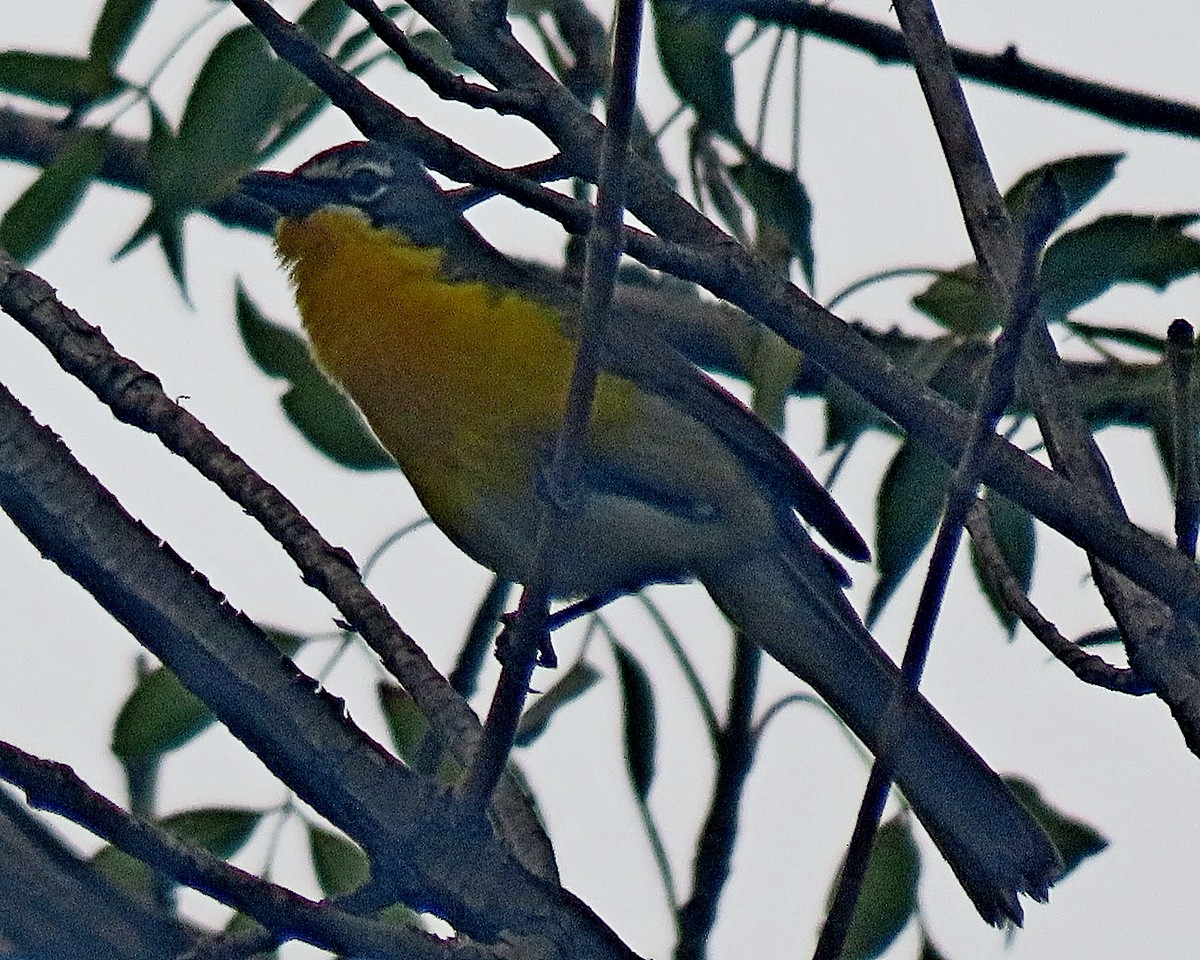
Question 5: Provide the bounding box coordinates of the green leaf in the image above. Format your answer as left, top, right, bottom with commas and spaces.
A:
223, 909, 280, 956
90, 844, 155, 899
126, 22, 323, 278
651, 0, 740, 141
276, 357, 395, 467
111, 666, 214, 764
0, 51, 121, 106
911, 264, 1004, 336
914, 154, 1125, 335
748, 328, 802, 433
378, 682, 464, 782
175, 26, 296, 206
90, 0, 155, 70
970, 490, 1035, 636
378, 901, 424, 929
612, 642, 657, 800
729, 154, 814, 287
868, 441, 950, 626
1004, 153, 1123, 235
92, 808, 260, 900
159, 808, 261, 860
378, 683, 428, 762
515, 660, 602, 746
235, 282, 315, 376
823, 375, 887, 450
1040, 213, 1200, 320
837, 818, 919, 960
237, 0, 347, 160
308, 825, 370, 896
408, 29, 470, 73
119, 203, 187, 290
234, 284, 392, 469
693, 131, 746, 242
296, 0, 353, 49
1076, 626, 1123, 648
262, 626, 306, 658
116, 101, 188, 287
0, 127, 107, 263
1005, 778, 1108, 877
1065, 319, 1168, 355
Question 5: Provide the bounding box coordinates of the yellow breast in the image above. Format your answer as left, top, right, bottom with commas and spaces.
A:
273, 207, 634, 540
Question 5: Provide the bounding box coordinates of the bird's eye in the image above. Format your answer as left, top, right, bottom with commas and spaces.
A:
345, 167, 387, 203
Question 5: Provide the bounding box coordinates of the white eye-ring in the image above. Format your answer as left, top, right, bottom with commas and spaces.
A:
344, 160, 393, 203
346, 174, 387, 203
300, 157, 393, 203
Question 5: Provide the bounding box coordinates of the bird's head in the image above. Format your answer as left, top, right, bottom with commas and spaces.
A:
240, 140, 455, 248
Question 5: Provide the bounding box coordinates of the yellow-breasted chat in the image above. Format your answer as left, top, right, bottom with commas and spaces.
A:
240, 140, 1060, 923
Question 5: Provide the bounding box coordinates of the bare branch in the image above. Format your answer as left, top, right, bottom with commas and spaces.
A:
0, 742, 497, 960
460, 0, 647, 812
1167, 319, 1200, 556
692, 0, 1200, 141
965, 502, 1153, 695
0, 247, 556, 882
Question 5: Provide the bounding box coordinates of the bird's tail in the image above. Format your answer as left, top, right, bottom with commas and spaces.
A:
697, 544, 1062, 925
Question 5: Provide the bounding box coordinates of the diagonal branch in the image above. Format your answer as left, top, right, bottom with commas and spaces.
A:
816, 173, 1062, 958
964, 501, 1152, 695
886, 0, 1200, 753
226, 0, 1200, 629
0, 742, 496, 960
0, 288, 637, 958
0, 247, 556, 883
693, 0, 1200, 140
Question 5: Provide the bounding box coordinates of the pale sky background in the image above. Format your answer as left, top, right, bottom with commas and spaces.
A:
2, 2, 1200, 958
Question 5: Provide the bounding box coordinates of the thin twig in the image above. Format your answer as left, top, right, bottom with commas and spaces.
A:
674, 638, 761, 960
1167, 319, 1200, 557
688, 0, 1200, 141
813, 170, 1062, 960
343, 0, 540, 114
964, 502, 1152, 695
457, 0, 647, 812
0, 741, 495, 960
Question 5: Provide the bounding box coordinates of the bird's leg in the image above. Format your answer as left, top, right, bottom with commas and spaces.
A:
495, 612, 557, 669
545, 579, 658, 631
496, 578, 656, 670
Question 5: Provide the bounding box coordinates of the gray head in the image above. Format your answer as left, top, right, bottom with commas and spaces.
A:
240, 140, 456, 247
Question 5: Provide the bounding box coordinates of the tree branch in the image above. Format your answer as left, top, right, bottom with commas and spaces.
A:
694, 0, 1200, 140
674, 638, 761, 960
0, 743, 496, 960
885, 0, 1200, 753
964, 501, 1153, 695
0, 255, 637, 959
0, 247, 556, 883
0, 787, 194, 960
224, 0, 1200, 629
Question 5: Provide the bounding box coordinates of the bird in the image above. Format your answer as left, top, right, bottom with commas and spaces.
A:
240, 139, 1061, 924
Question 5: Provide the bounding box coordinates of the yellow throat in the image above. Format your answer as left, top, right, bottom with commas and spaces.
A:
272, 206, 636, 541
